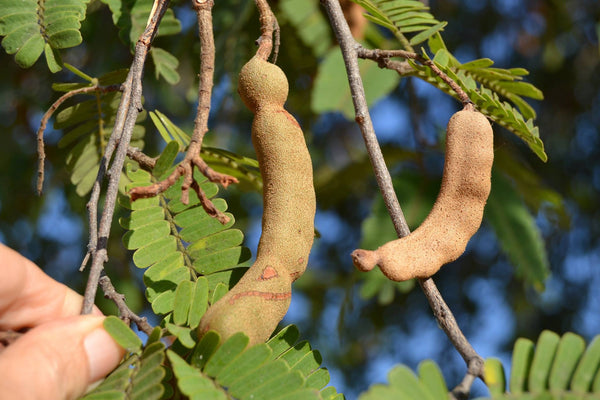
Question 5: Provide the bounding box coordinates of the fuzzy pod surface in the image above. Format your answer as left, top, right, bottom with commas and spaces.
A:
351, 108, 494, 281
197, 56, 316, 345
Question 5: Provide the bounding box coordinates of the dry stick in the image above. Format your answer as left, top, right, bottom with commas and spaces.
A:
357, 48, 471, 106
36, 84, 121, 195
254, 0, 275, 60
81, 71, 136, 273
271, 18, 281, 63
128, 0, 237, 217
98, 274, 154, 336
127, 146, 157, 171
321, 0, 484, 394
81, 0, 172, 316
191, 0, 216, 149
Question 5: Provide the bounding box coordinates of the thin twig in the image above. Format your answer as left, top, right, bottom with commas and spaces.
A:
191, 0, 216, 147
127, 146, 157, 171
420, 278, 485, 379
357, 48, 471, 105
81, 0, 172, 315
127, 0, 237, 214
321, 0, 485, 393
254, 0, 276, 60
98, 274, 154, 336
271, 17, 280, 63
36, 85, 121, 195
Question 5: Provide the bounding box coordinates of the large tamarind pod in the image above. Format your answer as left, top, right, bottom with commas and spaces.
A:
351, 107, 493, 281
198, 56, 316, 345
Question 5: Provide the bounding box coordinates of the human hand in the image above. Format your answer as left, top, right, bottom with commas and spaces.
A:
0, 244, 125, 400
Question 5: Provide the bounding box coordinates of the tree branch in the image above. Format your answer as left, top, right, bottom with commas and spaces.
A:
81, 0, 172, 315
321, 0, 410, 238
321, 0, 485, 392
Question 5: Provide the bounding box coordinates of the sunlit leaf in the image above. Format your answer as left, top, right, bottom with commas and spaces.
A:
168, 351, 228, 400
103, 316, 142, 353
0, 0, 89, 70
485, 358, 507, 396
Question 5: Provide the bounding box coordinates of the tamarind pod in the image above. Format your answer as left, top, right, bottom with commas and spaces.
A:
198, 57, 315, 345
351, 107, 494, 281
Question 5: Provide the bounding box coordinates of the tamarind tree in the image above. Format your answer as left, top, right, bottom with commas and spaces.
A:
1, 0, 599, 399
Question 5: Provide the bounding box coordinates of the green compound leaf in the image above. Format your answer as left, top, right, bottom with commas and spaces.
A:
528, 331, 561, 393
312, 48, 400, 119
118, 144, 251, 324
179, 326, 343, 400
548, 333, 586, 392
485, 358, 507, 397
358, 360, 449, 400
417, 361, 448, 400
165, 321, 197, 349
168, 350, 228, 400
172, 280, 194, 326
510, 338, 535, 394
410, 34, 547, 161
351, 0, 446, 47
103, 315, 143, 353
190, 330, 221, 370
484, 331, 600, 399
485, 171, 550, 291
188, 278, 209, 329
152, 140, 179, 179
572, 336, 600, 393
150, 47, 180, 84
0, 0, 90, 71
204, 332, 250, 377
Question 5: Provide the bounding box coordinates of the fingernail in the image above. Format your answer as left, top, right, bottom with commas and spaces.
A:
84, 328, 125, 382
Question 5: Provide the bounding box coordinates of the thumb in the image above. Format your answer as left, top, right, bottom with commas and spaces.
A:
0, 315, 125, 400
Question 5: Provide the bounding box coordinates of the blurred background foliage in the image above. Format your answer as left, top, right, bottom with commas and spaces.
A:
1, 0, 599, 397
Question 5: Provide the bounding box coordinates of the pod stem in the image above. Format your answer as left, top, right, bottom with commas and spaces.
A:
253, 0, 280, 62
127, 0, 238, 218
321, 0, 485, 394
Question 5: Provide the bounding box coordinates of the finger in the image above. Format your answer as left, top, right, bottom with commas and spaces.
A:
0, 244, 100, 330
0, 315, 124, 400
